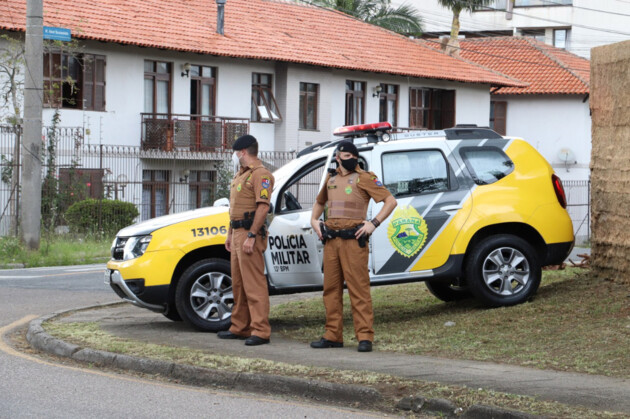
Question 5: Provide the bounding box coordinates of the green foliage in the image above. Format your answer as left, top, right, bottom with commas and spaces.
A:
0, 236, 22, 259
65, 199, 139, 236
308, 0, 423, 35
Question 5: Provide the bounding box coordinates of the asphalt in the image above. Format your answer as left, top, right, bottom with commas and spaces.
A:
26, 247, 627, 418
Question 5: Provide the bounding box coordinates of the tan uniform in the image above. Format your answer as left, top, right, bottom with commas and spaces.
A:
228, 160, 274, 339
315, 167, 392, 343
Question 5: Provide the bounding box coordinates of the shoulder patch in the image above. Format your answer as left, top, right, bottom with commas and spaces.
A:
260, 189, 269, 199
261, 176, 270, 189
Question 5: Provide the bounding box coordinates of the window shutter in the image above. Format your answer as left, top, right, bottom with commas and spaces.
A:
441, 90, 456, 129
95, 56, 106, 111
493, 101, 507, 135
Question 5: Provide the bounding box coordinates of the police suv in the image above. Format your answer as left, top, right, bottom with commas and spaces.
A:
105, 122, 574, 332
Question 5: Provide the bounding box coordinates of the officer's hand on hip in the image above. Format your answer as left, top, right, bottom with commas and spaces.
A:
355, 221, 375, 239
243, 237, 255, 255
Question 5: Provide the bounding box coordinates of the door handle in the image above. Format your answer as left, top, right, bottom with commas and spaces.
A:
301, 225, 312, 230
440, 205, 462, 212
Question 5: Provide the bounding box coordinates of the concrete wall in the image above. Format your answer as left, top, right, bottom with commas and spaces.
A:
590, 40, 630, 284
502, 94, 591, 181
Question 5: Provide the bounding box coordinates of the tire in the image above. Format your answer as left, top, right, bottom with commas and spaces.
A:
175, 258, 233, 332
465, 234, 541, 307
425, 279, 471, 302
162, 305, 182, 322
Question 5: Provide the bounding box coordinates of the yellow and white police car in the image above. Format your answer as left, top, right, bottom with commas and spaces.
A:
105, 122, 574, 332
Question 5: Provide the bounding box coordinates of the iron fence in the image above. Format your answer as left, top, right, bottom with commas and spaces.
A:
0, 125, 295, 237
563, 179, 591, 245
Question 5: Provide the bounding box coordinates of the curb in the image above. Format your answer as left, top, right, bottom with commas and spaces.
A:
25, 305, 382, 407
26, 304, 542, 418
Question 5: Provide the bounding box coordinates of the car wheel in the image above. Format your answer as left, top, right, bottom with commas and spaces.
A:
175, 258, 233, 332
425, 279, 471, 302
465, 234, 541, 307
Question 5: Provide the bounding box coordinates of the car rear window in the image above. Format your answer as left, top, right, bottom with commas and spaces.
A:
460, 147, 514, 185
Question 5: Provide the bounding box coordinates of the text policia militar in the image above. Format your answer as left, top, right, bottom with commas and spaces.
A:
268, 234, 311, 270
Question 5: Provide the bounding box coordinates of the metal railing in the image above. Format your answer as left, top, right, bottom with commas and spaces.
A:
141, 113, 249, 152
0, 124, 296, 237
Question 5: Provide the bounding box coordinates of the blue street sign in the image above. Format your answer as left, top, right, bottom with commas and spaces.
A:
43, 26, 71, 42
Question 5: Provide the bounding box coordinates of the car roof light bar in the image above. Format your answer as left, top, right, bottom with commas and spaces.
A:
333, 121, 392, 137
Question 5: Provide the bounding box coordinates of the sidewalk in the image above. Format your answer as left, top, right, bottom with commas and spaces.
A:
30, 294, 629, 417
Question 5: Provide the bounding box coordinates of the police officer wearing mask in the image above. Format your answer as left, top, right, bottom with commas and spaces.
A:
310, 141, 397, 352
218, 135, 274, 346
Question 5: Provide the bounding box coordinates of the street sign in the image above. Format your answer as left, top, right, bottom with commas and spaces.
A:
43, 26, 71, 42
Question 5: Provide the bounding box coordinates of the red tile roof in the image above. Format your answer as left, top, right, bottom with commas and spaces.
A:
445, 37, 590, 95
0, 0, 524, 87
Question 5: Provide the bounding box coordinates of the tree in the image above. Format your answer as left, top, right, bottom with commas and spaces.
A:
308, 0, 423, 36
0, 34, 26, 234
437, 0, 493, 55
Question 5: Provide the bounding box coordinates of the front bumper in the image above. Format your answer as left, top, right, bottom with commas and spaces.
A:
105, 268, 165, 312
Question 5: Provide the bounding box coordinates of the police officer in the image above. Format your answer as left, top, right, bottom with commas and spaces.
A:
218, 135, 274, 346
310, 141, 397, 352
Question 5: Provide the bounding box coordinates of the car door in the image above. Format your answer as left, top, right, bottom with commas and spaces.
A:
264, 156, 329, 288
368, 140, 473, 280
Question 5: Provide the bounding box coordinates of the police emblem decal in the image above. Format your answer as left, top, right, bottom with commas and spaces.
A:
387, 205, 428, 258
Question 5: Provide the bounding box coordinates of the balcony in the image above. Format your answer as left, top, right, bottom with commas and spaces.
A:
141, 113, 249, 153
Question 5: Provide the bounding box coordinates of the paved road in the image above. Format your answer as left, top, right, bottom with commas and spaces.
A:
0, 264, 386, 418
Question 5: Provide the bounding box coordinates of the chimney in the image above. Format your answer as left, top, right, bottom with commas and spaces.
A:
217, 0, 226, 35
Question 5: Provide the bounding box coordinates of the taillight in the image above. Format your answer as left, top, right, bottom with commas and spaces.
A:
552, 174, 567, 209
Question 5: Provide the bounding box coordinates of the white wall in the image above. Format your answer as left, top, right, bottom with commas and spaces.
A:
503, 94, 591, 181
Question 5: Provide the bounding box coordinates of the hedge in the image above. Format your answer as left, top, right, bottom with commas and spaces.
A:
65, 199, 139, 236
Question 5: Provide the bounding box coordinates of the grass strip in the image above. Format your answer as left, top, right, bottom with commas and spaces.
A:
44, 320, 625, 418
271, 268, 630, 378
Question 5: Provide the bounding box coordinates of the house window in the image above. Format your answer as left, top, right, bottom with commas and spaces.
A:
409, 88, 455, 130
378, 84, 398, 126
521, 29, 546, 43
142, 170, 169, 220
345, 80, 365, 125
190, 65, 216, 117
251, 73, 281, 122
490, 101, 507, 135
144, 61, 171, 116
43, 52, 106, 110
299, 82, 318, 130
189, 170, 216, 209
554, 29, 567, 49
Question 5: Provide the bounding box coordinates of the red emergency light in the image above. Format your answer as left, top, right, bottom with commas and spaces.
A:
333, 121, 392, 137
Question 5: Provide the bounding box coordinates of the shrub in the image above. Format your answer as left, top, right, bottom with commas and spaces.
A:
65, 199, 139, 236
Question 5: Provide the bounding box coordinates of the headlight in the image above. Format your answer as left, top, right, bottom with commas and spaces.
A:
123, 235, 152, 260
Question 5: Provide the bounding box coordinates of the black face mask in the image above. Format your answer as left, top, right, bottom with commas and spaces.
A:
340, 157, 358, 171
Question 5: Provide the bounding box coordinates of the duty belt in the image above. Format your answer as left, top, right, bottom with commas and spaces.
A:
230, 211, 256, 229
320, 222, 367, 248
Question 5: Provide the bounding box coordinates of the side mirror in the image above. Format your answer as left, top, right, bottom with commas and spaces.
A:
213, 197, 230, 207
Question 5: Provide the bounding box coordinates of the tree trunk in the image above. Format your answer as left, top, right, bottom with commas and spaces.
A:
445, 8, 461, 57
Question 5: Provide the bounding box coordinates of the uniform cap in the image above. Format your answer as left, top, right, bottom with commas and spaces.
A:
233, 134, 257, 151
336, 140, 358, 157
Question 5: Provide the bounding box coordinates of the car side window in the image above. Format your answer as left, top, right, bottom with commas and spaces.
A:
382, 150, 449, 197
460, 147, 514, 185
278, 158, 326, 213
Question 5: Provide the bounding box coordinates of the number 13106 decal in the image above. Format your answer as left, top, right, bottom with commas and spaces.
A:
191, 226, 228, 237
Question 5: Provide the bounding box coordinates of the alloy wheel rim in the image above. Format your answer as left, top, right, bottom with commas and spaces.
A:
189, 272, 233, 321
482, 247, 530, 296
